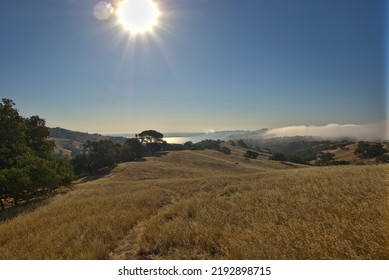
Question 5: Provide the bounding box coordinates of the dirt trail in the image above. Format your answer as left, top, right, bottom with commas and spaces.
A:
109, 185, 180, 260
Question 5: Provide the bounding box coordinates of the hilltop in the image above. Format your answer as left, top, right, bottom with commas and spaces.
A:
0, 147, 387, 260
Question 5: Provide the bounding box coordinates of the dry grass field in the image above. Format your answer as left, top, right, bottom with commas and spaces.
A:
0, 147, 388, 260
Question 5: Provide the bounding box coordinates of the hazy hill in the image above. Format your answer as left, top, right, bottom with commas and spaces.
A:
50, 127, 126, 159
0, 148, 387, 260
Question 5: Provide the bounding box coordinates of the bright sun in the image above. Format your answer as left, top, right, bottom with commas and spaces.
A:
116, 0, 160, 34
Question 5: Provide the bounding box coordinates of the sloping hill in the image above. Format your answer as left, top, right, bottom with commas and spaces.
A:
0, 150, 388, 260
50, 127, 126, 158
311, 143, 389, 165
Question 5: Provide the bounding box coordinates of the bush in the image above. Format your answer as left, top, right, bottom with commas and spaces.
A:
376, 154, 389, 164
244, 150, 259, 159
269, 153, 287, 161
220, 147, 231, 155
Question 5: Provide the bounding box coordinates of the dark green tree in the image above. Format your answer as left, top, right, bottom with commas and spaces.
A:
70, 153, 89, 176
25, 115, 54, 158
83, 140, 121, 172
269, 153, 287, 161
0, 99, 28, 169
354, 142, 386, 159
244, 150, 259, 159
0, 99, 74, 209
137, 130, 164, 143
121, 138, 144, 161
220, 146, 231, 155
183, 141, 193, 150
316, 152, 335, 165
137, 130, 164, 155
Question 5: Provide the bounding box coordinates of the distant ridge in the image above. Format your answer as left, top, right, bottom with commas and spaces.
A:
50, 127, 126, 144
49, 127, 126, 159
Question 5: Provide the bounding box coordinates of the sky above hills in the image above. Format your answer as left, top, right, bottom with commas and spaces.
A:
0, 0, 386, 135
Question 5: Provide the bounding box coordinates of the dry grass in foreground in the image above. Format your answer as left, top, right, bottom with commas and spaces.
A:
0, 150, 388, 259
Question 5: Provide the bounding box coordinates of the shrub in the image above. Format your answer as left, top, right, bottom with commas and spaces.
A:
269, 153, 287, 161
220, 147, 231, 155
244, 150, 259, 159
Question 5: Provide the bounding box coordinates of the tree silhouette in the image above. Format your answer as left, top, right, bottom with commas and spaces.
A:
137, 130, 164, 143
137, 130, 164, 155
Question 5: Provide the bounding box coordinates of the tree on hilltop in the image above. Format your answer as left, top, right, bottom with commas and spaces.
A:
136, 130, 165, 155
137, 130, 164, 143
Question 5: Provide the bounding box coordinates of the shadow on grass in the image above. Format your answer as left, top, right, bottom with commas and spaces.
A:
0, 187, 72, 223
0, 198, 48, 223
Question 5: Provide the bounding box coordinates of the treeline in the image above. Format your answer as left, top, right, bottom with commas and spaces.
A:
268, 141, 388, 165
0, 99, 74, 210
70, 136, 234, 176
70, 130, 162, 176
354, 141, 388, 163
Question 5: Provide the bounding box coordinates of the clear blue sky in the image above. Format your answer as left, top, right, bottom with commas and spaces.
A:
0, 0, 386, 133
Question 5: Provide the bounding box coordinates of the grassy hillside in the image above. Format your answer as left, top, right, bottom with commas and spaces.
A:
0, 149, 387, 259
316, 143, 389, 165
50, 127, 126, 159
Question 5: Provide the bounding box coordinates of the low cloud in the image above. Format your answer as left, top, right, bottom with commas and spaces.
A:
264, 121, 388, 141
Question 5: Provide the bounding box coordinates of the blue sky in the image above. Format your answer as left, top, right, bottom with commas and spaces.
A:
0, 0, 386, 133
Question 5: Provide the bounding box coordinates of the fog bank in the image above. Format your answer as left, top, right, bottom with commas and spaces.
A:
264, 121, 388, 141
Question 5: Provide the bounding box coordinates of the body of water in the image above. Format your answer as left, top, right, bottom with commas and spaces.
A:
107, 132, 238, 144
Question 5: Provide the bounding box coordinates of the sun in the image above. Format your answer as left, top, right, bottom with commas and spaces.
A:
116, 0, 160, 34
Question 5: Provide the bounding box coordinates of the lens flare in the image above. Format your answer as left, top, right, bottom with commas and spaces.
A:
93, 1, 114, 21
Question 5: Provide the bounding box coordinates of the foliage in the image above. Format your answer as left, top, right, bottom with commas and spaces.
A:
244, 150, 259, 159
136, 130, 165, 155
236, 139, 249, 149
269, 153, 287, 161
71, 130, 167, 176
376, 154, 389, 164
137, 130, 164, 143
121, 138, 144, 161
71, 140, 121, 175
183, 141, 194, 150
192, 139, 221, 150
315, 152, 350, 166
0, 99, 74, 209
220, 147, 231, 155
50, 127, 125, 158
354, 142, 386, 159
162, 143, 184, 151
315, 152, 335, 165
284, 154, 305, 164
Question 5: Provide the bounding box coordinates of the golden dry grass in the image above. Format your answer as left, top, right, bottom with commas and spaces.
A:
0, 149, 388, 260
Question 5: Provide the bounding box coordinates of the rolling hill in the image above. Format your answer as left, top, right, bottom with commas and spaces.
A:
50, 127, 126, 159
0, 145, 387, 260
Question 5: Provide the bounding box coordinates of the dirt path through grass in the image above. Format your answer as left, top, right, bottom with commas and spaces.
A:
109, 185, 182, 259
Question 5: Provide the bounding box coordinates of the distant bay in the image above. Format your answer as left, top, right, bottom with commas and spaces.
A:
105, 131, 246, 144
